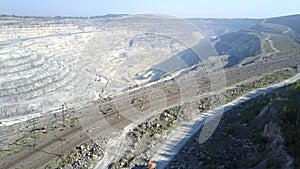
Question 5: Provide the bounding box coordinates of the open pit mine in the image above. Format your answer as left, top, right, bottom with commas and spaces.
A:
1, 14, 300, 169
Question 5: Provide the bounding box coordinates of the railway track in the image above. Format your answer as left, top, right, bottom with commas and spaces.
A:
1, 55, 300, 169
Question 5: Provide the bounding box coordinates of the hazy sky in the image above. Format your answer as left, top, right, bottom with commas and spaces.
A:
1, 0, 299, 18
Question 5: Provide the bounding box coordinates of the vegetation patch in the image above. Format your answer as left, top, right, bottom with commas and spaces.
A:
168, 79, 300, 169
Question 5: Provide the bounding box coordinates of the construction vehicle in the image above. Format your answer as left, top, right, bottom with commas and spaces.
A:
147, 160, 156, 169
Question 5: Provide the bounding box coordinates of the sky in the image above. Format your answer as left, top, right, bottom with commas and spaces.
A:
1, 0, 300, 18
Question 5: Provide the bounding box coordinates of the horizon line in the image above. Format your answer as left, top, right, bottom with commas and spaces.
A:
1, 12, 300, 20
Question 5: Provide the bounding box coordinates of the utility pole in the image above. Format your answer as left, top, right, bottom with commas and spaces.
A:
31, 118, 37, 148
54, 134, 65, 157
62, 103, 66, 128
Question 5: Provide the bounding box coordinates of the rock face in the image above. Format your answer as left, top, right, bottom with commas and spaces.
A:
137, 38, 218, 82
213, 31, 261, 67
0, 16, 102, 120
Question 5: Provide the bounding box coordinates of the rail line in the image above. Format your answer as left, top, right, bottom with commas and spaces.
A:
1, 55, 300, 169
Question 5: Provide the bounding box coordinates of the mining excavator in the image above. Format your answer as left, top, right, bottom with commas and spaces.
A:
147, 160, 156, 169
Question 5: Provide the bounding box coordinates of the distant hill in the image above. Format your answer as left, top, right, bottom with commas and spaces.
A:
0, 13, 129, 19
266, 14, 300, 42
188, 14, 300, 67
187, 18, 261, 38
89, 14, 129, 19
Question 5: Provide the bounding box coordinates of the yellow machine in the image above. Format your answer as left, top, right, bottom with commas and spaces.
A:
147, 160, 156, 169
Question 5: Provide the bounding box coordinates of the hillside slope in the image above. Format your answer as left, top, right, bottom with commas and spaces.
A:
213, 31, 261, 67
267, 14, 300, 43
168, 80, 300, 169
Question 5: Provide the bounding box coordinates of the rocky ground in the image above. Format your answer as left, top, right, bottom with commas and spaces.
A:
50, 141, 104, 169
